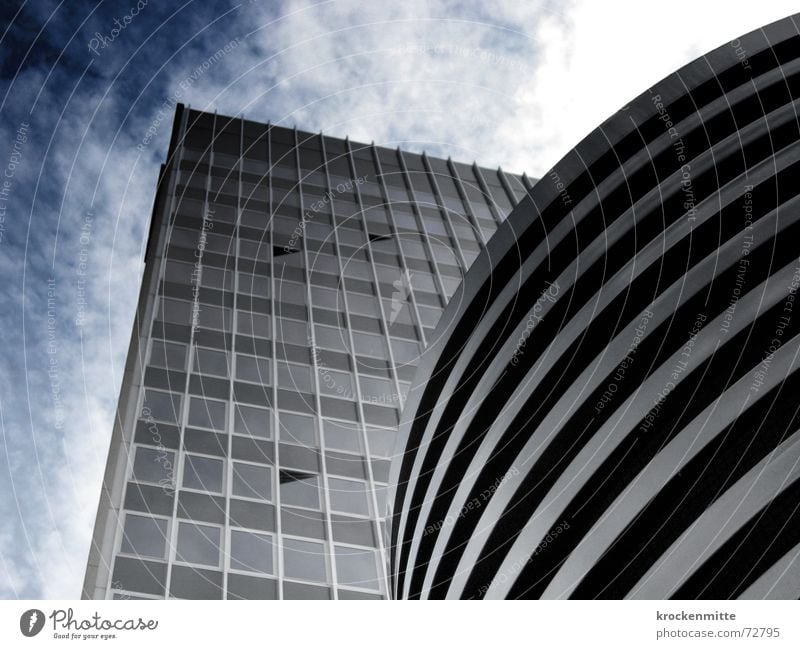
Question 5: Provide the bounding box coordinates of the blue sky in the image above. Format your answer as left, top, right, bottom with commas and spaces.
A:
0, 0, 797, 599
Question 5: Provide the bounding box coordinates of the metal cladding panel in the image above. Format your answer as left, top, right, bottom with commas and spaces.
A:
390, 14, 800, 600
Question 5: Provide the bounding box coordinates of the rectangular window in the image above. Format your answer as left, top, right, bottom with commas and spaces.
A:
328, 478, 370, 516
318, 368, 355, 400
236, 354, 272, 384
230, 530, 274, 574
277, 362, 313, 393
237, 272, 270, 296
142, 390, 182, 425
323, 419, 364, 454
232, 462, 272, 501
132, 446, 175, 486
275, 318, 309, 346
182, 454, 224, 493
417, 305, 442, 328
279, 471, 321, 510
400, 239, 427, 260
164, 260, 195, 285
196, 304, 232, 331
341, 260, 372, 280
390, 338, 421, 364
193, 347, 229, 378
278, 411, 317, 446
188, 396, 227, 431
283, 538, 327, 583
338, 228, 366, 247
352, 332, 388, 359
274, 279, 307, 306
334, 545, 380, 591
176, 522, 221, 567
310, 286, 342, 310
237, 311, 271, 338
440, 275, 463, 296
233, 403, 272, 439
367, 427, 395, 458
347, 293, 380, 318
359, 375, 397, 407
409, 272, 436, 293
384, 299, 413, 326
314, 324, 348, 352
239, 239, 271, 261
149, 340, 186, 371
156, 298, 192, 326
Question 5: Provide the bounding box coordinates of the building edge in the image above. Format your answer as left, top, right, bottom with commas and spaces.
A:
82, 104, 187, 599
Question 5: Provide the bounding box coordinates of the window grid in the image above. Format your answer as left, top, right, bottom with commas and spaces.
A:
447, 159, 491, 248
370, 147, 429, 351
294, 127, 341, 596
266, 121, 286, 599
221, 115, 243, 600
395, 149, 451, 306
102, 109, 526, 600
420, 152, 469, 274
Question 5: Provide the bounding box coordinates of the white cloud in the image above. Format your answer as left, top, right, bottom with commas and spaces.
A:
177, 0, 799, 178
504, 0, 800, 174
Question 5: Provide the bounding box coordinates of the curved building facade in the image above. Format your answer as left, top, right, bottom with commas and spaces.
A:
388, 15, 800, 599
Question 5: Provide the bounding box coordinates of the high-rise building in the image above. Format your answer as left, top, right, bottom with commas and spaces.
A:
82, 105, 531, 600
389, 14, 800, 599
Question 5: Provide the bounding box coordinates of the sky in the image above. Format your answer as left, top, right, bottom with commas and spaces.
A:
0, 0, 798, 599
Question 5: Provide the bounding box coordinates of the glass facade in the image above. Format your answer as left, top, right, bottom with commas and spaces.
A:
86, 106, 531, 599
